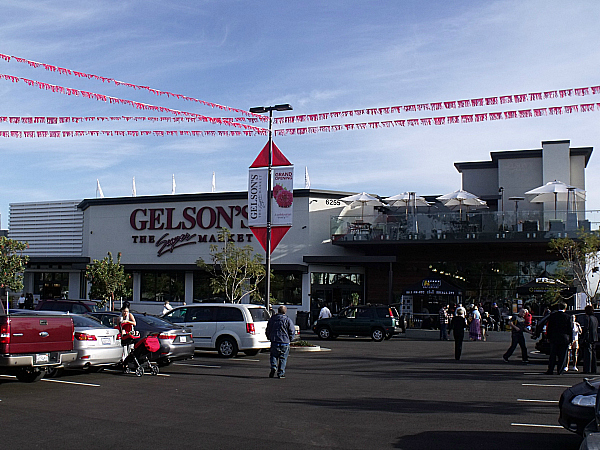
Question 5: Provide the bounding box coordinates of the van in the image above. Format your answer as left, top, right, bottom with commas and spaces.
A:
160, 303, 271, 357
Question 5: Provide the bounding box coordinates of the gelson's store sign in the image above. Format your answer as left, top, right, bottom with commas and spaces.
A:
129, 205, 254, 257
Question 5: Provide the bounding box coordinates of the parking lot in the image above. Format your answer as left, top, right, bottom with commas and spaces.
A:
0, 331, 586, 449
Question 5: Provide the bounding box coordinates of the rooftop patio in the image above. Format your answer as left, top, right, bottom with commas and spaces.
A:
331, 209, 600, 244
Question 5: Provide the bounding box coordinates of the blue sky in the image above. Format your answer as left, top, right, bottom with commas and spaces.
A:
1, 0, 599, 228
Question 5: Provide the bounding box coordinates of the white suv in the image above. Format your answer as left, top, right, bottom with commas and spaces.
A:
160, 303, 271, 357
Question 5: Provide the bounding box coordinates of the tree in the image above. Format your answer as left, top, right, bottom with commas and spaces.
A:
197, 228, 266, 303
0, 236, 29, 293
549, 230, 600, 305
85, 252, 131, 309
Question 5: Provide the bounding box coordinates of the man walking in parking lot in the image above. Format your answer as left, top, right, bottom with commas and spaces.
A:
266, 305, 295, 379
581, 305, 598, 374
545, 302, 572, 375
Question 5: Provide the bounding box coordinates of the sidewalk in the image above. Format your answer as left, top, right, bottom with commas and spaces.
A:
401, 328, 514, 342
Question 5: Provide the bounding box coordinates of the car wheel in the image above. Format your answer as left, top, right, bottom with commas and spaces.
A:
399, 315, 408, 333
217, 336, 238, 358
244, 349, 260, 356
371, 328, 385, 342
45, 367, 64, 378
15, 368, 46, 383
317, 326, 332, 340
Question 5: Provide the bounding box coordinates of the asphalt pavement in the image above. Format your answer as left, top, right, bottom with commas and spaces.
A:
0, 330, 586, 449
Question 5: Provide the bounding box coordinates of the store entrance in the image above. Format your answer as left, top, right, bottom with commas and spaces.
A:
310, 272, 364, 321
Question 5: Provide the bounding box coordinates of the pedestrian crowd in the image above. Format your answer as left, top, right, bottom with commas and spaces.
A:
436, 300, 600, 376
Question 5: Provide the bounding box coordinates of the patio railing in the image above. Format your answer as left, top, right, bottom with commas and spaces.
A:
331, 209, 600, 243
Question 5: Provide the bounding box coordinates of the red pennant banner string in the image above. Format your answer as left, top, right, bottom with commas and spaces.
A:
0, 116, 260, 124
0, 130, 263, 138
0, 53, 265, 120
0, 73, 267, 132
1, 103, 598, 138
271, 85, 600, 124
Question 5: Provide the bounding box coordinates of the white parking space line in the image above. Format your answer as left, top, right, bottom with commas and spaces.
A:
0, 375, 16, 379
516, 399, 559, 404
172, 363, 221, 368
522, 383, 571, 388
41, 379, 100, 387
157, 374, 170, 377
511, 423, 563, 429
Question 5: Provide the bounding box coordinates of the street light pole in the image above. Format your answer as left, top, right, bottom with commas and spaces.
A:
249, 104, 293, 312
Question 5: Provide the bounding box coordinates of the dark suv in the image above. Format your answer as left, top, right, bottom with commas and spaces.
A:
35, 299, 99, 314
313, 304, 401, 341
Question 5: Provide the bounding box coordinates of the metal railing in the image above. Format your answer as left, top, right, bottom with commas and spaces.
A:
331, 209, 600, 243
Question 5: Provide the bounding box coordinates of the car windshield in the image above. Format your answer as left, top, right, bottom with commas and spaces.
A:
249, 307, 270, 322
72, 315, 108, 328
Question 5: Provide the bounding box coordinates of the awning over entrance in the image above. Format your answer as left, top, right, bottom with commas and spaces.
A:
516, 277, 572, 296
403, 278, 462, 296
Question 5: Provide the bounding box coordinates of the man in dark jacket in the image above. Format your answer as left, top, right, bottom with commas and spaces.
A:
581, 305, 599, 374
266, 305, 295, 379
545, 302, 573, 375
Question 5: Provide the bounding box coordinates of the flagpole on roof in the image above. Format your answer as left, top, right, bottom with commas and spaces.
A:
132, 176, 137, 197
211, 171, 216, 192
304, 166, 310, 189
96, 179, 105, 198
171, 174, 176, 195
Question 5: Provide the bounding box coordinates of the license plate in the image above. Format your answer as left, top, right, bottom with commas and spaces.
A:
101, 337, 111, 345
35, 353, 49, 364
179, 336, 187, 343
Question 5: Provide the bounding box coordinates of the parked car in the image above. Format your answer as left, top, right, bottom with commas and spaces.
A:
36, 299, 100, 314
313, 304, 402, 341
160, 303, 271, 357
89, 311, 195, 366
49, 314, 122, 375
559, 376, 600, 435
579, 385, 600, 449
0, 303, 77, 382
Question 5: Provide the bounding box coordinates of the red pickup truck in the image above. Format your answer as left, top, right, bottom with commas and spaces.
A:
0, 302, 77, 382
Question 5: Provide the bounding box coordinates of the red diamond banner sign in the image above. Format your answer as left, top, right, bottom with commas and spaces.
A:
248, 141, 293, 253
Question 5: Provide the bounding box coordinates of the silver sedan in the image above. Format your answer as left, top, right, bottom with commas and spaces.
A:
64, 314, 123, 371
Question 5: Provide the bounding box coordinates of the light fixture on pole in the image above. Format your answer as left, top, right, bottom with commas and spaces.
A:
508, 196, 524, 229
248, 104, 293, 311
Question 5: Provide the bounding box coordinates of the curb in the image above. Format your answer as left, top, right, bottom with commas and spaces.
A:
290, 345, 329, 352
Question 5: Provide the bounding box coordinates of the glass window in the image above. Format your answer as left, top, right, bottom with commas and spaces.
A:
140, 271, 185, 302
188, 307, 215, 322
249, 307, 270, 322
216, 307, 243, 322
33, 272, 70, 298
163, 307, 187, 323
193, 271, 214, 302
356, 307, 370, 318
263, 271, 303, 305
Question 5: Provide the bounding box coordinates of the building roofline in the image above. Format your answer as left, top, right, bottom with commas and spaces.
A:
455, 145, 593, 172
78, 188, 357, 211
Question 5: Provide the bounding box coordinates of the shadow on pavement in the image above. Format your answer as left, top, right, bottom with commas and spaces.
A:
393, 430, 580, 450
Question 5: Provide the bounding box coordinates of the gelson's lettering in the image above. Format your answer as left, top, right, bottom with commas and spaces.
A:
130, 205, 247, 231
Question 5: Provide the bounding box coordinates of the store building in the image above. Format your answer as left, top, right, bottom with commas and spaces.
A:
8, 139, 596, 320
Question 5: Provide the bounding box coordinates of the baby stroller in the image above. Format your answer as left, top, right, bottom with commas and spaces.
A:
121, 333, 161, 377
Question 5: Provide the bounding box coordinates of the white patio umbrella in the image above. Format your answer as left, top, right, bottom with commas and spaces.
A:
384, 192, 430, 217
339, 192, 382, 221
525, 180, 586, 219
436, 189, 486, 216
